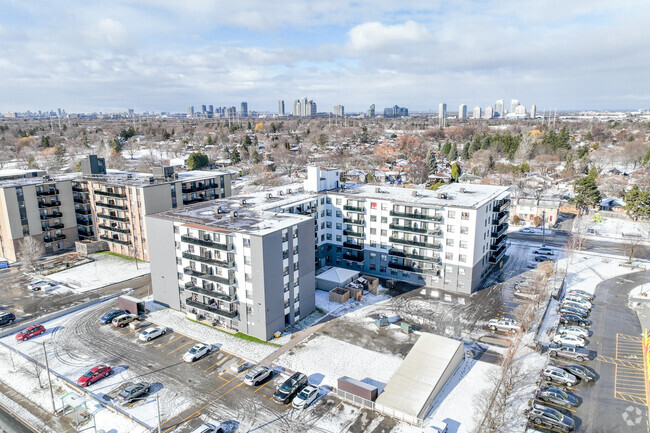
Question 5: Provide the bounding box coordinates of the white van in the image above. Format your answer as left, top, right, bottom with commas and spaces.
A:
112, 313, 137, 328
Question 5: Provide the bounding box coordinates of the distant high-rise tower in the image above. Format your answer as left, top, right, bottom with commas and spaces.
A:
187, 106, 194, 117
333, 105, 344, 117
495, 100, 504, 118
201, 105, 207, 114
438, 102, 447, 127
530, 104, 537, 119
293, 100, 300, 116
208, 105, 214, 114
226, 106, 236, 117
458, 104, 467, 119
240, 102, 248, 117
515, 104, 526, 116
484, 106, 494, 119
367, 104, 375, 117
278, 100, 285, 116
473, 106, 481, 119
510, 99, 519, 114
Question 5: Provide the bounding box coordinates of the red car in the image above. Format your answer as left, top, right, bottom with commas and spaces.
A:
16, 324, 46, 342
77, 365, 112, 387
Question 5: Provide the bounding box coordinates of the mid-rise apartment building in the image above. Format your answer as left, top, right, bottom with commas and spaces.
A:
147, 167, 510, 340
0, 156, 231, 261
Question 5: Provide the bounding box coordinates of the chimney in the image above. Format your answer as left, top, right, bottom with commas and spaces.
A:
459, 187, 466, 193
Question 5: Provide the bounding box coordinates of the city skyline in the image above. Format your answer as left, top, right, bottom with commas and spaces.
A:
1, 1, 649, 112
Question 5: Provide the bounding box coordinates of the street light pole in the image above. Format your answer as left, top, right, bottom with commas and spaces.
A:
541, 210, 546, 247
156, 395, 162, 433
42, 342, 56, 413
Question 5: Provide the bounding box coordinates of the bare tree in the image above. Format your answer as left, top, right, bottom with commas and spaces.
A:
18, 236, 45, 272
272, 146, 307, 179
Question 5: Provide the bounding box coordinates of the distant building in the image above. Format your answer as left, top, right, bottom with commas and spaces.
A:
293, 98, 317, 117
510, 99, 519, 114
473, 106, 481, 119
333, 105, 344, 117
484, 106, 494, 119
367, 104, 375, 118
458, 104, 467, 119
226, 106, 236, 117
384, 105, 408, 117
278, 100, 285, 116
208, 105, 214, 115
495, 100, 504, 118
530, 104, 537, 119
438, 103, 447, 127
240, 102, 248, 118
201, 105, 207, 114
515, 104, 526, 116
187, 106, 194, 118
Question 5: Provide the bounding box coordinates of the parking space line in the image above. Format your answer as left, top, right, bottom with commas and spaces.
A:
206, 354, 230, 372
168, 340, 194, 355
122, 328, 138, 336
254, 379, 272, 394
156, 336, 182, 350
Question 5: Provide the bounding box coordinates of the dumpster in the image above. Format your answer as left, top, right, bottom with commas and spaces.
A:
400, 322, 412, 334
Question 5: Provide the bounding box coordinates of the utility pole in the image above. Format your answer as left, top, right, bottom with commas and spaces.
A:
42, 342, 56, 413
156, 395, 162, 433
541, 210, 546, 247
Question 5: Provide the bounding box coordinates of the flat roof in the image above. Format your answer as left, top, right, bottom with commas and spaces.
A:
375, 333, 463, 418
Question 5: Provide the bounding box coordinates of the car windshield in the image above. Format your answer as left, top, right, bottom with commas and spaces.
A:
83, 371, 93, 378
189, 346, 202, 354
298, 388, 312, 399
545, 409, 562, 421
279, 379, 296, 393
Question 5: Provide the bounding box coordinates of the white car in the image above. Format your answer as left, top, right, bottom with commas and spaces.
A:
557, 326, 589, 339
567, 290, 594, 301
552, 334, 586, 348
244, 365, 273, 386
28, 281, 56, 291
183, 343, 213, 362
189, 423, 223, 433
562, 299, 591, 312
520, 228, 535, 234
139, 326, 167, 342
563, 296, 592, 310
292, 384, 319, 409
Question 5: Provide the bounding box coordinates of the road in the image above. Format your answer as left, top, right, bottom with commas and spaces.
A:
0, 405, 34, 433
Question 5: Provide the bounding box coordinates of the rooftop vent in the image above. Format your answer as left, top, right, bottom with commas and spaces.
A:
437, 193, 448, 199
412, 190, 420, 197
286, 188, 293, 194
459, 187, 466, 193
216, 207, 224, 214
278, 190, 284, 196
240, 199, 247, 206
230, 211, 239, 218
266, 193, 273, 199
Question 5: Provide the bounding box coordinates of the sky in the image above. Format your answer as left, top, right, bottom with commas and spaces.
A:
1, 0, 649, 113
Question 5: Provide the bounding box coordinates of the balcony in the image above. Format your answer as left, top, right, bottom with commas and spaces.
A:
38, 201, 60, 208
36, 189, 59, 196
94, 189, 126, 198
183, 196, 207, 205
73, 196, 90, 204
182, 183, 215, 193
98, 224, 130, 234
97, 213, 129, 222
42, 223, 64, 231
388, 249, 440, 262
96, 201, 128, 210
40, 211, 63, 220
100, 235, 131, 246
389, 211, 442, 221
182, 252, 234, 268
343, 218, 365, 226
342, 252, 364, 262
489, 244, 507, 263
389, 236, 442, 250
75, 207, 92, 215
495, 198, 511, 213
491, 222, 508, 238
343, 205, 365, 213
185, 297, 238, 319
181, 235, 233, 251
77, 228, 94, 238
492, 211, 508, 225
388, 262, 415, 272
344, 230, 364, 238
76, 217, 93, 226
183, 283, 235, 302
343, 242, 363, 250
72, 186, 87, 193
389, 223, 429, 234
183, 267, 234, 286
44, 234, 66, 243
492, 232, 506, 246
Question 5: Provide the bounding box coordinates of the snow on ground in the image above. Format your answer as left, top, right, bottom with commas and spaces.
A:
584, 216, 647, 240
315, 287, 391, 317
47, 253, 151, 292
561, 252, 634, 297
0, 391, 57, 433
629, 283, 650, 298
147, 306, 277, 363
274, 334, 403, 389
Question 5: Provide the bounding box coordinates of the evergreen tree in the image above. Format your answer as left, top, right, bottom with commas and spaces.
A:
587, 166, 598, 179
468, 136, 481, 156
424, 148, 437, 174
251, 148, 262, 164
40, 135, 51, 148
488, 155, 495, 171
242, 135, 252, 146
270, 122, 277, 133
625, 185, 650, 220
448, 143, 458, 161
557, 126, 570, 149
461, 143, 470, 160
247, 121, 252, 130
205, 135, 214, 146
442, 141, 452, 158
110, 137, 122, 154
450, 162, 461, 182
643, 148, 650, 166
186, 152, 209, 170
230, 149, 241, 164
573, 175, 601, 212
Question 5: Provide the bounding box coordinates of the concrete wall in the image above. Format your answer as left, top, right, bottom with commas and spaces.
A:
145, 216, 181, 309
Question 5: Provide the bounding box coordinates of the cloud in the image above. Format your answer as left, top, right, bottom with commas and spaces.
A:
346, 21, 432, 53
92, 18, 129, 49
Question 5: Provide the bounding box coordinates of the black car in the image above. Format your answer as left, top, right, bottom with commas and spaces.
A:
273, 372, 308, 404
535, 255, 554, 262
562, 364, 596, 382
536, 387, 579, 408
559, 314, 591, 328
116, 383, 150, 404
99, 310, 128, 325
558, 306, 589, 318
0, 312, 16, 327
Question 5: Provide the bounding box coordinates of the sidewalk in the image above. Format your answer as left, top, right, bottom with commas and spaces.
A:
0, 380, 75, 433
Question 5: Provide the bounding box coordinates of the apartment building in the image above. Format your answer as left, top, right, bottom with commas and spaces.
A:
0, 156, 231, 261
147, 195, 316, 341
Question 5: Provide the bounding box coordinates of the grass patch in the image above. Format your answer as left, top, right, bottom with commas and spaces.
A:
96, 251, 146, 262
315, 307, 326, 315
187, 318, 280, 347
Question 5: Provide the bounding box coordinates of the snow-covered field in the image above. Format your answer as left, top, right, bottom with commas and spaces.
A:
584, 216, 648, 240
46, 253, 151, 292
274, 334, 403, 389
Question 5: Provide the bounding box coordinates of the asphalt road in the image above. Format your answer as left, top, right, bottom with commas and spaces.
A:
0, 405, 34, 433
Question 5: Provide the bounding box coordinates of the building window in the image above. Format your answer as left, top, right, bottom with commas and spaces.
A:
326, 197, 332, 204
336, 223, 342, 230
336, 235, 342, 242
245, 273, 252, 282
459, 254, 467, 263
447, 225, 454, 233
294, 294, 299, 303
326, 222, 332, 228
460, 226, 469, 235
244, 256, 251, 265
369, 252, 377, 259
370, 228, 376, 235
246, 290, 253, 300
380, 243, 388, 249
284, 282, 289, 292
370, 241, 377, 247
283, 267, 289, 276
293, 246, 299, 255
370, 215, 377, 222
293, 229, 298, 238
461, 212, 469, 220
381, 216, 387, 223
326, 209, 332, 217
446, 239, 454, 246
173, 226, 179, 234
380, 266, 386, 272
458, 268, 466, 275
448, 210, 455, 218
336, 210, 342, 218
380, 254, 387, 261
336, 198, 342, 205
370, 264, 376, 271
381, 204, 388, 210
371, 202, 377, 209
293, 262, 299, 271
282, 233, 288, 242
176, 257, 182, 265
445, 252, 453, 260
326, 233, 332, 240
284, 299, 290, 308
243, 238, 251, 247
380, 229, 387, 236
460, 240, 468, 248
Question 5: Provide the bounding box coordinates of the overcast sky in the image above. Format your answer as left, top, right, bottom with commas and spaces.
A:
1, 1, 648, 113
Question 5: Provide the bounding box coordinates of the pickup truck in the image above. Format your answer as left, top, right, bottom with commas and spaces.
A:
487, 318, 522, 333
548, 344, 591, 361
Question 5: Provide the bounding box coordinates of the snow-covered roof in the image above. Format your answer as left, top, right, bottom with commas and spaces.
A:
316, 267, 359, 285
375, 333, 463, 419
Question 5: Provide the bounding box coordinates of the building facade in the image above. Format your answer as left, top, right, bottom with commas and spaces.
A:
438, 103, 447, 127
278, 100, 285, 116
334, 105, 345, 117
473, 106, 481, 119
495, 100, 504, 118
240, 102, 248, 118
458, 104, 467, 119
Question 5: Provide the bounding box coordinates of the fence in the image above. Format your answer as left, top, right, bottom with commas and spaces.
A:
335, 389, 423, 427
643, 329, 650, 413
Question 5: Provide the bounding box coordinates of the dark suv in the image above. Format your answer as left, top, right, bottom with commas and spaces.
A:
116, 383, 150, 404
273, 372, 307, 404
0, 312, 16, 327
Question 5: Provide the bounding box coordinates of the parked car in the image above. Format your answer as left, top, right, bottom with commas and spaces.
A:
27, 281, 56, 291
520, 228, 535, 234
552, 334, 586, 348
558, 306, 589, 318
99, 310, 128, 325
563, 296, 592, 310
557, 326, 590, 339
567, 289, 594, 300
542, 366, 578, 386
273, 372, 308, 404
534, 247, 554, 256
77, 365, 112, 387
183, 343, 213, 362
548, 344, 591, 362
536, 386, 579, 408
116, 383, 150, 404
487, 318, 522, 333
244, 365, 273, 386
535, 255, 554, 262
292, 384, 319, 409
189, 423, 224, 433
561, 299, 591, 312
139, 326, 167, 342
562, 364, 596, 382
0, 312, 16, 327
528, 403, 575, 432
559, 315, 591, 327
16, 324, 46, 342
112, 313, 137, 328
